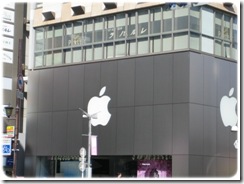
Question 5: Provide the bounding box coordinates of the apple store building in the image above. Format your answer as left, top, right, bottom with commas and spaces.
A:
24, 2, 238, 178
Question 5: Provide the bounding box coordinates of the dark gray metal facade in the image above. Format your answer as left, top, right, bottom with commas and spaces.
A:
25, 51, 237, 177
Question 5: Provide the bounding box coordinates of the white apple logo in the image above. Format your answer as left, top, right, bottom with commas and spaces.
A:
87, 86, 111, 126
220, 88, 238, 128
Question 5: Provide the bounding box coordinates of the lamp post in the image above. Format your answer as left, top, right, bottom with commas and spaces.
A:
78, 108, 99, 178
4, 104, 19, 177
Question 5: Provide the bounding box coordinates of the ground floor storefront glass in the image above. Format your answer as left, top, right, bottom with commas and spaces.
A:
36, 155, 172, 178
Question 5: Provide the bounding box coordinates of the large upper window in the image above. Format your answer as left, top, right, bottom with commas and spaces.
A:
116, 14, 126, 39
202, 7, 214, 37
94, 18, 103, 43
174, 8, 188, 30
128, 12, 136, 38
105, 16, 114, 41
138, 9, 149, 36
150, 7, 161, 34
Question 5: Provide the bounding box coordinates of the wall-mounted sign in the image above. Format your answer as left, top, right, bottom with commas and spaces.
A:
91, 135, 97, 156
18, 74, 24, 91
220, 88, 238, 149
2, 9, 15, 23
2, 138, 12, 156
2, 37, 14, 50
2, 23, 14, 37
2, 50, 13, 63
7, 126, 15, 138
4, 3, 15, 10
87, 86, 111, 126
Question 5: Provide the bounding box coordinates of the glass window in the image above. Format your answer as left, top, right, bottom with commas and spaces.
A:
94, 44, 103, 60
232, 17, 237, 43
232, 42, 237, 60
214, 39, 222, 56
190, 7, 200, 31
104, 43, 114, 58
53, 50, 62, 65
162, 34, 172, 51
35, 28, 44, 51
115, 41, 125, 57
223, 14, 230, 40
223, 41, 230, 58
138, 38, 148, 54
150, 36, 161, 53
127, 40, 136, 55
163, 11, 172, 32
94, 18, 103, 42
215, 12, 222, 38
44, 51, 52, 66
35, 53, 43, 67
190, 32, 200, 50
174, 8, 188, 30
150, 7, 161, 34
84, 20, 93, 44
202, 36, 213, 54
64, 49, 72, 64
84, 46, 92, 61
128, 12, 136, 38
105, 16, 114, 41
64, 23, 72, 46
44, 26, 53, 49
116, 14, 126, 39
54, 24, 63, 48
73, 48, 82, 63
202, 7, 214, 36
138, 9, 148, 36
174, 32, 188, 50
73, 21, 83, 46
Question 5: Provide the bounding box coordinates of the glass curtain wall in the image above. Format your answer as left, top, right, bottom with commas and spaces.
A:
34, 5, 237, 68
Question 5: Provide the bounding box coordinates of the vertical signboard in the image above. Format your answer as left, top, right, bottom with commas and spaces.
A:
91, 135, 97, 156
7, 126, 15, 138
3, 138, 12, 156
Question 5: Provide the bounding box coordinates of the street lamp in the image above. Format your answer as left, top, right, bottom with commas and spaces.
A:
4, 104, 19, 177
78, 108, 99, 178
4, 106, 14, 118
